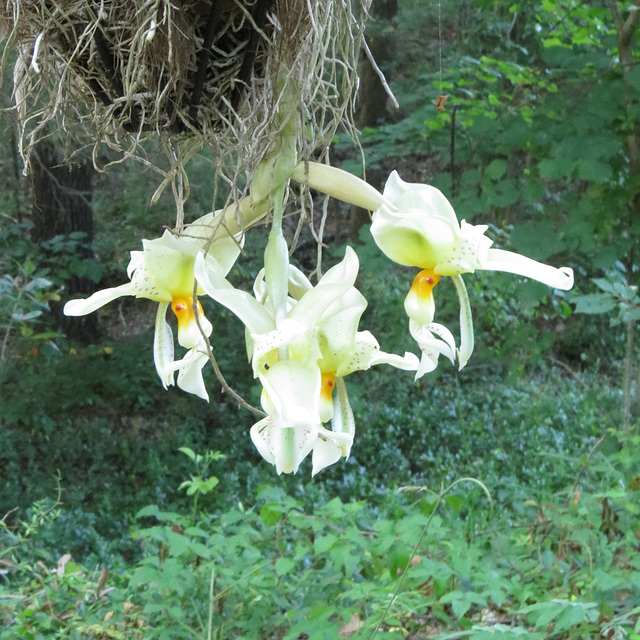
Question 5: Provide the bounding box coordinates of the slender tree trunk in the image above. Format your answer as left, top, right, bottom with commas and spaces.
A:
349, 0, 398, 241
30, 140, 98, 342
606, 1, 639, 431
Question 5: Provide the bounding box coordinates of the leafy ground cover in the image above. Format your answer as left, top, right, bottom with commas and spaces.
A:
1, 424, 639, 640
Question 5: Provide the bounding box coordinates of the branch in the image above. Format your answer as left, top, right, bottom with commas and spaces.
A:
606, 0, 639, 49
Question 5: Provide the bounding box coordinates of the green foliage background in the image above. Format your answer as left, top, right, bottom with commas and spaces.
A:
1, 0, 639, 638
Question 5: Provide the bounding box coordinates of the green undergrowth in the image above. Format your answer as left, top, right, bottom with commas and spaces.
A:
0, 328, 620, 565
1, 430, 639, 640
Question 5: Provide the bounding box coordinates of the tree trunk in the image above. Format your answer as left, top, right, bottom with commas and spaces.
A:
606, 1, 639, 430
349, 0, 398, 241
30, 140, 98, 342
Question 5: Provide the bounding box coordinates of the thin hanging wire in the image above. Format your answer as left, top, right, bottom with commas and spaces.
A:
438, 0, 443, 86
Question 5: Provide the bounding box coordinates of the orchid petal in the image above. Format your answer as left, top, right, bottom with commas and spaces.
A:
331, 378, 355, 457
315, 292, 366, 374
194, 253, 274, 335
383, 171, 459, 227
64, 283, 138, 316
330, 330, 418, 376
174, 349, 210, 401
434, 221, 493, 276
451, 274, 474, 370
311, 438, 343, 476
258, 361, 321, 429
288, 280, 355, 328
367, 347, 421, 372
288, 265, 313, 299
371, 205, 458, 269
332, 329, 379, 377
288, 250, 359, 324
428, 323, 457, 360
252, 318, 314, 374
312, 381, 355, 476
251, 417, 318, 475
250, 418, 276, 465
410, 320, 456, 379
206, 234, 244, 276
141, 231, 199, 298
288, 247, 359, 318
176, 305, 213, 350
317, 246, 360, 286
482, 248, 574, 290
127, 251, 144, 279
153, 302, 175, 389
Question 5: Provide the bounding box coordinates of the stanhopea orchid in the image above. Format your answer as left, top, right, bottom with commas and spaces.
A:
195, 246, 418, 474
370, 171, 574, 375
64, 220, 243, 400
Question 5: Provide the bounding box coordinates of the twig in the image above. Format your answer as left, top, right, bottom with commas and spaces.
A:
362, 37, 399, 109
193, 283, 265, 417
569, 432, 607, 502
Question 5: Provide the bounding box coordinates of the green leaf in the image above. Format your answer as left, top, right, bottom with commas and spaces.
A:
314, 533, 338, 554
275, 556, 295, 575
573, 293, 616, 314
260, 503, 283, 527
486, 159, 507, 180
510, 222, 565, 260
190, 542, 212, 559
136, 504, 161, 519
577, 159, 613, 182
178, 447, 196, 460
130, 565, 159, 588
553, 602, 597, 632
445, 495, 464, 513
538, 158, 574, 179
530, 601, 565, 627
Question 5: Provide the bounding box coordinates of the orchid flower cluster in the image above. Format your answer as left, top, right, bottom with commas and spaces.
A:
65, 160, 573, 476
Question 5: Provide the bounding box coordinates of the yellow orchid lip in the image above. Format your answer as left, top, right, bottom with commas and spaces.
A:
320, 372, 336, 403
404, 269, 440, 326
410, 269, 440, 301
171, 296, 201, 329
170, 295, 212, 350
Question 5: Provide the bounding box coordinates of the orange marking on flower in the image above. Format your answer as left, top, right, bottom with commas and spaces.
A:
410, 269, 441, 301
171, 296, 203, 330
321, 373, 336, 403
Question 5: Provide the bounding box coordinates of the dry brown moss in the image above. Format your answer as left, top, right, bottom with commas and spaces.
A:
2, 0, 368, 189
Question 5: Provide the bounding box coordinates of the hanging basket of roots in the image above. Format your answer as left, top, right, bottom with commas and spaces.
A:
2, 0, 366, 172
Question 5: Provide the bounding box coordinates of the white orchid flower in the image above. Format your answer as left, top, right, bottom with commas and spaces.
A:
64, 218, 243, 400
195, 246, 418, 474
370, 171, 574, 373
249, 360, 357, 476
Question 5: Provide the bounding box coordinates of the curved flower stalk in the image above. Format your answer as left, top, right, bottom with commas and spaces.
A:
370, 171, 574, 374
195, 246, 418, 474
64, 217, 244, 400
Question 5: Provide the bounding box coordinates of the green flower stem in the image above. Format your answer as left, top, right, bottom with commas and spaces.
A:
264, 182, 290, 343
291, 161, 393, 211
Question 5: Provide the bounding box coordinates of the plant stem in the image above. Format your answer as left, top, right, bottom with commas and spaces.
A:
623, 317, 634, 432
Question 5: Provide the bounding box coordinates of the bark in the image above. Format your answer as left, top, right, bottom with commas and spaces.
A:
606, 0, 639, 430
349, 0, 398, 241
30, 140, 98, 342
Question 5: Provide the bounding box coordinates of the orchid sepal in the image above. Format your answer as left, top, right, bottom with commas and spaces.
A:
154, 302, 175, 389
483, 248, 574, 290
